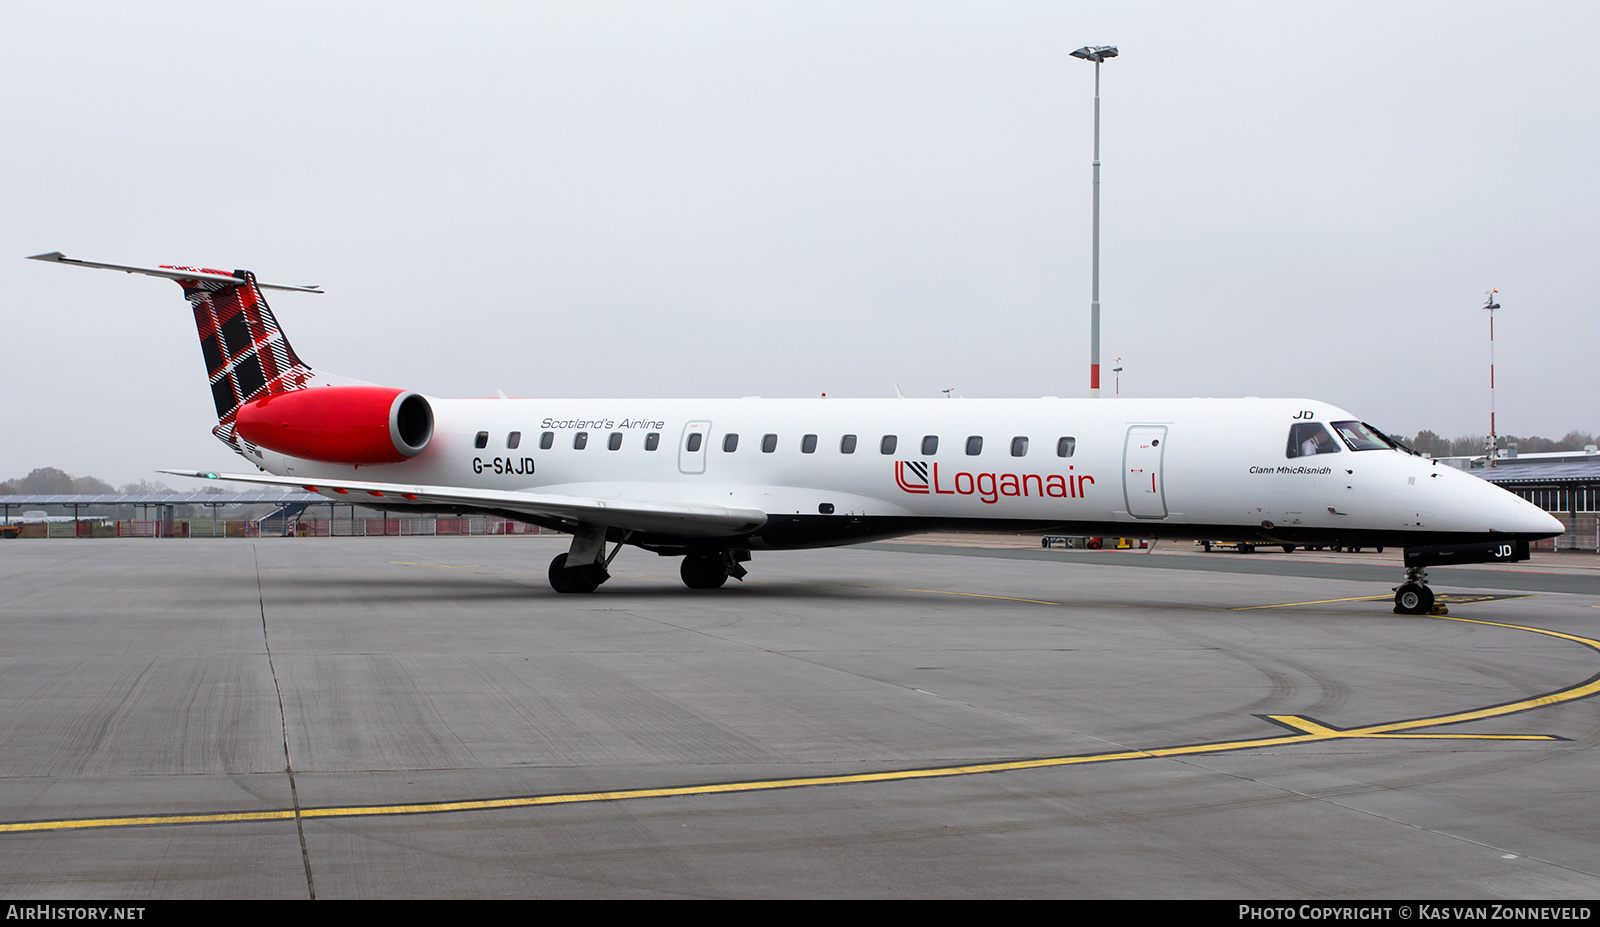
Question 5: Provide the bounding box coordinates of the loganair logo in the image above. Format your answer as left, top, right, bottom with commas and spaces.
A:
894, 461, 1094, 505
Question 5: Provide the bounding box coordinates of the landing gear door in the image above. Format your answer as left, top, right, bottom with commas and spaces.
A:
1123, 425, 1168, 519
679, 420, 711, 475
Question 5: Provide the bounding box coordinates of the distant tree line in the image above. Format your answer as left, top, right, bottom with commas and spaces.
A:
0, 467, 171, 496
1400, 430, 1599, 458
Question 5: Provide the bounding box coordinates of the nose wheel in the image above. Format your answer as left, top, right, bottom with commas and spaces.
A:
1393, 564, 1436, 615
1393, 582, 1434, 615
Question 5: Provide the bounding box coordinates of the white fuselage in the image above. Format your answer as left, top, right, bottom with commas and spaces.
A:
248, 395, 1561, 550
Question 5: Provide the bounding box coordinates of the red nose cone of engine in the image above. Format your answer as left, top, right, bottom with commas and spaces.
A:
235, 386, 431, 465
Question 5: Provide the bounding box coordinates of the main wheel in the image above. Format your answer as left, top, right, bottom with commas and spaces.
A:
1393, 582, 1434, 615
680, 554, 729, 589
549, 553, 606, 593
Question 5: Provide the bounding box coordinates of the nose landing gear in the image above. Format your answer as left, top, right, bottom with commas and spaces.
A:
1392, 541, 1532, 615
1393, 568, 1435, 615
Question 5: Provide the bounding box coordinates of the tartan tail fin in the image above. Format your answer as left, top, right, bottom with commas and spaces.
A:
161, 265, 317, 444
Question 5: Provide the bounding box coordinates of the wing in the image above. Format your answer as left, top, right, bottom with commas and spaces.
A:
161, 470, 767, 537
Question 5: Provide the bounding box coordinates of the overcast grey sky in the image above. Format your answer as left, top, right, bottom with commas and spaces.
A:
3, 2, 1596, 487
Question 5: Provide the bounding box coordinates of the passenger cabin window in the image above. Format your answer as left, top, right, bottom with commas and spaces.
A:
1331, 420, 1393, 452
1010, 436, 1029, 457
1056, 437, 1076, 458
539, 431, 554, 450
1287, 422, 1340, 458
573, 432, 588, 450
608, 432, 622, 451
801, 434, 818, 454
686, 433, 703, 452
507, 431, 521, 449
723, 433, 739, 452
966, 436, 983, 456
762, 433, 778, 453
841, 434, 857, 454
880, 435, 898, 455
921, 435, 938, 456
474, 431, 488, 449
645, 432, 660, 451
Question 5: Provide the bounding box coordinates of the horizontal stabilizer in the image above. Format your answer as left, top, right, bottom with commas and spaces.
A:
28, 252, 323, 293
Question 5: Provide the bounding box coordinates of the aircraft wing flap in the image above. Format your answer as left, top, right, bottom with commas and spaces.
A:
159, 470, 767, 537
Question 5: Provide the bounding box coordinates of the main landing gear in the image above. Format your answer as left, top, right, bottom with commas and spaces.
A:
549, 553, 609, 594
546, 524, 754, 594
548, 524, 629, 594
681, 551, 749, 590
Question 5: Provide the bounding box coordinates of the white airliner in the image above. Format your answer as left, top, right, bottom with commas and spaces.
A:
29, 252, 1563, 613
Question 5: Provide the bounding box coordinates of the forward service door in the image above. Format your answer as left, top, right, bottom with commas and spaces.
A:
1123, 425, 1168, 519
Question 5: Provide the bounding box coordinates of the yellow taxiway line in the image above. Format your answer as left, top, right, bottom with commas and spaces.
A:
2, 605, 1591, 836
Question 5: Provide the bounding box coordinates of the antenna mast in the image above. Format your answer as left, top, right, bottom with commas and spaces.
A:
1484, 288, 1500, 466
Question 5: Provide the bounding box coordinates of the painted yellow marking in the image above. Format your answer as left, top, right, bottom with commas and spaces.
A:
1267, 715, 1343, 736
2, 606, 1589, 836
1269, 714, 1559, 741
0, 810, 297, 834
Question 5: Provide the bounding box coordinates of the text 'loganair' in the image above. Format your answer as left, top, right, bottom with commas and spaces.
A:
894, 460, 1094, 503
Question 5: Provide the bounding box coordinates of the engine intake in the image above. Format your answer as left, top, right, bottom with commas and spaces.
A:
235, 386, 433, 464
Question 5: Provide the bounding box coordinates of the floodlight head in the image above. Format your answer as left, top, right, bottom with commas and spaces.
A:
1071, 45, 1118, 63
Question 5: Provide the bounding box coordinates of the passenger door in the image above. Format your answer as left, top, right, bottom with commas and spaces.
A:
1123, 425, 1168, 519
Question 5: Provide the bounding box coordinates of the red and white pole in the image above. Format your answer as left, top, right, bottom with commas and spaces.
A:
1484, 288, 1500, 465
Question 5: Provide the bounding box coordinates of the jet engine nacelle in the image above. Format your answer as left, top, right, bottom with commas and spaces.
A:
234, 386, 433, 465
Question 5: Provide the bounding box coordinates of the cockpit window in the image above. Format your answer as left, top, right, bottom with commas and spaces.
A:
1287, 422, 1340, 458
1331, 420, 1394, 452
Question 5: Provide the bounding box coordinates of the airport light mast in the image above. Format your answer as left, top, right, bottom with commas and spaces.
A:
1071, 44, 1117, 398
1484, 288, 1500, 466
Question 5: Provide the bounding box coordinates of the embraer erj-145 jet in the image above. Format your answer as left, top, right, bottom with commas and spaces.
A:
30, 252, 1563, 614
